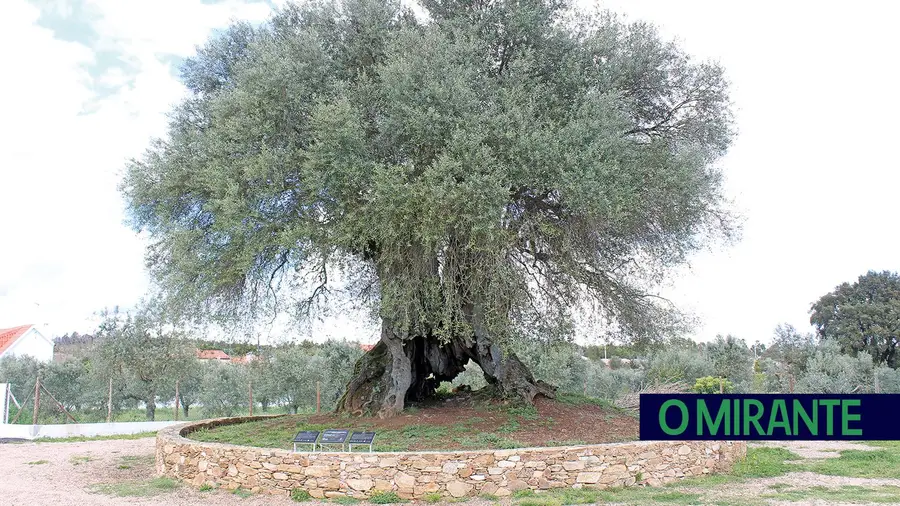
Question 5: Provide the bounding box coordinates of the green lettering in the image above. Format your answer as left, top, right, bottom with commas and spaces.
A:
767, 399, 791, 436
698, 399, 730, 436
793, 399, 818, 436
743, 399, 765, 435
660, 400, 689, 435
733, 398, 740, 435
820, 399, 840, 435
842, 399, 862, 436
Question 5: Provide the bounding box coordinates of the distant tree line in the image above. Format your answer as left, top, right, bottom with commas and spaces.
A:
2, 271, 897, 422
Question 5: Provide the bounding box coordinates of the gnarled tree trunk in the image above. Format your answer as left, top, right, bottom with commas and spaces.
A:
336, 318, 555, 417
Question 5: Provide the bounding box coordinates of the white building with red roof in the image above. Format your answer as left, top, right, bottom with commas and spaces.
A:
0, 324, 54, 362
196, 349, 231, 361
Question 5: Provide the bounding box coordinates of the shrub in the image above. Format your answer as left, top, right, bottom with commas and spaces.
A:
796, 340, 873, 393
646, 347, 715, 385
691, 376, 733, 394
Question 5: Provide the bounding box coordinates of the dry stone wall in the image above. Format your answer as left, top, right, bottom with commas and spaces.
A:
157, 416, 746, 499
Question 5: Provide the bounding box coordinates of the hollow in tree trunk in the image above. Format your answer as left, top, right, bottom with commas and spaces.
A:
336, 319, 555, 417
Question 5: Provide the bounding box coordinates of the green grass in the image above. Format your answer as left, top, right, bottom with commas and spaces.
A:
233, 487, 253, 498
369, 491, 406, 504
199, 483, 215, 492
291, 488, 312, 502
69, 455, 94, 465
730, 447, 801, 478
190, 415, 531, 451
90, 477, 180, 497
331, 496, 361, 505
35, 432, 157, 443
513, 487, 704, 506
26, 460, 49, 465
762, 484, 900, 503
798, 449, 900, 479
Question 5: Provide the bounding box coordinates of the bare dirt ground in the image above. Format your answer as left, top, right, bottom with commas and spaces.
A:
0, 438, 296, 506
3, 437, 900, 505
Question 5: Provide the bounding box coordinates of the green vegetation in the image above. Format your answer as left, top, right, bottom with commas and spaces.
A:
190, 398, 607, 451
731, 447, 800, 478
25, 460, 49, 465
368, 491, 406, 504
199, 483, 214, 492
422, 493, 443, 503
232, 487, 253, 498
291, 488, 312, 502
90, 477, 180, 497
798, 449, 900, 479
69, 455, 94, 465
513, 487, 703, 506
691, 376, 734, 394
331, 496, 361, 505
34, 431, 157, 443
762, 485, 900, 504
121, 0, 735, 417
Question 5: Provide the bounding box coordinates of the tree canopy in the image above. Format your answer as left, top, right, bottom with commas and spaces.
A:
810, 270, 900, 368
121, 0, 735, 415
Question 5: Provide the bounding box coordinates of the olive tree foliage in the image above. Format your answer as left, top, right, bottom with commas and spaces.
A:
704, 334, 753, 389
94, 303, 196, 421
120, 0, 735, 415
795, 339, 874, 394
810, 270, 900, 367
761, 323, 817, 392
645, 346, 714, 385
199, 362, 249, 417
269, 345, 329, 414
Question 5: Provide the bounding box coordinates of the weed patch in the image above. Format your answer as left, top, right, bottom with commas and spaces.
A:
798, 449, 900, 479
91, 477, 180, 497
731, 447, 800, 478
291, 488, 312, 502
369, 491, 406, 504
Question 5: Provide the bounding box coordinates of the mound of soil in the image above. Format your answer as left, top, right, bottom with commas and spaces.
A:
197, 393, 640, 451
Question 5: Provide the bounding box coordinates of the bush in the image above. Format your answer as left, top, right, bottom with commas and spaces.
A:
691, 376, 733, 394
875, 366, 900, 393
583, 363, 646, 402
646, 347, 715, 385
796, 340, 873, 393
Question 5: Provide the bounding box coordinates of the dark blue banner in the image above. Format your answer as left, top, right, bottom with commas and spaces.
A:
639, 394, 900, 440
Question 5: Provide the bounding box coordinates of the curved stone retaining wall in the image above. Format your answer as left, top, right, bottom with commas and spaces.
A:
157, 416, 746, 499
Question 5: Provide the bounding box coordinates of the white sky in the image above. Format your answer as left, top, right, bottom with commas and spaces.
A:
1, 0, 898, 345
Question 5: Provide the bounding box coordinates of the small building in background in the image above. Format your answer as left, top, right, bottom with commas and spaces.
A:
0, 324, 54, 363
196, 349, 231, 362
230, 353, 256, 365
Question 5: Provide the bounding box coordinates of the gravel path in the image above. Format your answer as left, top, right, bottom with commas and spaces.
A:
751, 440, 882, 459
2, 437, 898, 505
0, 438, 298, 506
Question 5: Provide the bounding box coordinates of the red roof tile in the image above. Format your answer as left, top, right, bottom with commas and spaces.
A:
0, 324, 34, 356
196, 349, 231, 360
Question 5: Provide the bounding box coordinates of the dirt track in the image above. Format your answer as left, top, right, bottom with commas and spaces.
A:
3, 438, 900, 505
0, 438, 296, 506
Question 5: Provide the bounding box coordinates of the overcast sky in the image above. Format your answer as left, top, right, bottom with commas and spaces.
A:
1, 0, 898, 345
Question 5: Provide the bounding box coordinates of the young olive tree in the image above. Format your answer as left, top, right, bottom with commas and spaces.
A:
120, 0, 735, 416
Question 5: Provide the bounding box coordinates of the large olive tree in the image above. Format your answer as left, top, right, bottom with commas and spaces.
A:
121, 0, 735, 416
